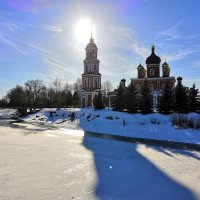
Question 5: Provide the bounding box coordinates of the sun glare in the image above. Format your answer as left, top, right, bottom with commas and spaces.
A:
74, 18, 93, 44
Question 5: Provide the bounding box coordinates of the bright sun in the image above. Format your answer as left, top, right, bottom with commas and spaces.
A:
74, 18, 93, 44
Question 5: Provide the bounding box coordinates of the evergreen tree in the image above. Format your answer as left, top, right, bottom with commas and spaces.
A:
114, 84, 126, 111
103, 96, 109, 107
189, 84, 199, 112
158, 82, 173, 114
126, 82, 139, 113
72, 91, 80, 107
7, 85, 26, 107
139, 79, 153, 114
0, 98, 8, 107
66, 91, 72, 107
173, 80, 188, 113
94, 92, 104, 110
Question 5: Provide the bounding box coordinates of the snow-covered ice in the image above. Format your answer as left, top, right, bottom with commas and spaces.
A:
0, 125, 200, 200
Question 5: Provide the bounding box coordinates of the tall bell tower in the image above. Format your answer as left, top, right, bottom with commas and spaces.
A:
81, 26, 101, 107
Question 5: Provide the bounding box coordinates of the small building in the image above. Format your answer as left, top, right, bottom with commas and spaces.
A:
108, 79, 126, 108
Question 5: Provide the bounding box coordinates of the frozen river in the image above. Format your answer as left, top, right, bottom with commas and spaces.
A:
0, 123, 200, 200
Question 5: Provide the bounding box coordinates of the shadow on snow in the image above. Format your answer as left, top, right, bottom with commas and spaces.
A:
83, 134, 197, 200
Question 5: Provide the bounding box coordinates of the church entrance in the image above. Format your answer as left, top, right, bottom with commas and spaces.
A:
82, 98, 85, 108
88, 95, 92, 107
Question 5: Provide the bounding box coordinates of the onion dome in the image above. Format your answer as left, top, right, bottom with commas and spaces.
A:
137, 63, 144, 69
177, 76, 182, 81
146, 45, 161, 65
86, 38, 97, 49
121, 78, 126, 82
162, 61, 169, 68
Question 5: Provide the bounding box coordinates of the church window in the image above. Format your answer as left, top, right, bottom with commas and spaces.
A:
136, 84, 140, 90
150, 69, 155, 76
162, 83, 166, 89
95, 80, 98, 88
86, 65, 88, 72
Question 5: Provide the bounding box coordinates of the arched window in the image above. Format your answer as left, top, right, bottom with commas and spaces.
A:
95, 80, 98, 88
150, 68, 155, 76
85, 65, 88, 72
84, 80, 87, 88
162, 83, 166, 89
136, 84, 140, 90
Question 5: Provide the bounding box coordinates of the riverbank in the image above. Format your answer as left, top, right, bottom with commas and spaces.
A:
9, 107, 199, 145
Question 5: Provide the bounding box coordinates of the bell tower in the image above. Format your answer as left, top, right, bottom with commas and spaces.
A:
81, 25, 101, 107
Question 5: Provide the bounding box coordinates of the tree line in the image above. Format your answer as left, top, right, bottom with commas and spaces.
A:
111, 79, 199, 114
0, 78, 82, 108
0, 79, 113, 109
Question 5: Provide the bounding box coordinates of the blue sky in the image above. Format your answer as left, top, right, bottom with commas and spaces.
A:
0, 0, 200, 98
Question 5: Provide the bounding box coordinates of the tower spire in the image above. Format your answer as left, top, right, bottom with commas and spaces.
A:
152, 44, 155, 53
91, 21, 93, 40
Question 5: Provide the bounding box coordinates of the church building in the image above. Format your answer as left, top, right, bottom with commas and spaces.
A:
81, 33, 101, 107
131, 45, 175, 91
108, 45, 176, 108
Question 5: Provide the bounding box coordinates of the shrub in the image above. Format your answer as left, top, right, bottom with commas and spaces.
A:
187, 117, 200, 129
123, 119, 127, 126
86, 114, 91, 120
187, 118, 195, 129
70, 112, 75, 122
106, 116, 113, 120
17, 108, 27, 116
196, 117, 200, 129
170, 114, 188, 129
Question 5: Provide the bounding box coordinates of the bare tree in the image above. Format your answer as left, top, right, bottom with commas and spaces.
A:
50, 78, 63, 107
24, 80, 45, 108
102, 80, 113, 97
64, 82, 73, 94
73, 78, 82, 94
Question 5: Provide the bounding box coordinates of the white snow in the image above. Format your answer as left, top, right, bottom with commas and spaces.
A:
17, 108, 200, 145
0, 125, 200, 200
0, 108, 18, 119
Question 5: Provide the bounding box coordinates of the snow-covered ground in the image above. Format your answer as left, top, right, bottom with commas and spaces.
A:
0, 108, 18, 119
14, 108, 200, 145
0, 125, 200, 200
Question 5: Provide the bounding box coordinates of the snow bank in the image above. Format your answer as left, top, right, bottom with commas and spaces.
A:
19, 108, 200, 145
0, 108, 18, 119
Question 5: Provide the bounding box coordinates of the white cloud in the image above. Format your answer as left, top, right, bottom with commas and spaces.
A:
163, 49, 195, 62
157, 21, 198, 41
41, 23, 63, 32
157, 21, 182, 41
0, 34, 28, 55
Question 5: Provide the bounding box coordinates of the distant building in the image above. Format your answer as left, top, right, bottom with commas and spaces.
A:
81, 33, 101, 107
108, 45, 176, 108
131, 45, 175, 92
108, 79, 126, 108
131, 45, 176, 108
